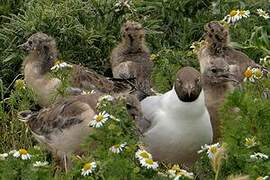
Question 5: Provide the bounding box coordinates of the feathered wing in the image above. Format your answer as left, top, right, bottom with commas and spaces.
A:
20, 95, 98, 139
225, 48, 259, 81
71, 65, 133, 93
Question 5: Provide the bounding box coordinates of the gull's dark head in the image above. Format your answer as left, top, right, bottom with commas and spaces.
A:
175, 67, 202, 102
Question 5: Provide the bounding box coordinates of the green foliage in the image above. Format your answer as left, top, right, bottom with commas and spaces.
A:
1, 0, 270, 179
195, 79, 270, 179
0, 79, 37, 152
219, 80, 270, 179
151, 48, 198, 92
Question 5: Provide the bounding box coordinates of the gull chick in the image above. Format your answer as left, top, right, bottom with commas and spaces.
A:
21, 32, 132, 107
18, 94, 101, 171
110, 21, 153, 100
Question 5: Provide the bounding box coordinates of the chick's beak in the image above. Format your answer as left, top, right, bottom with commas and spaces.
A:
18, 42, 30, 51
217, 71, 238, 83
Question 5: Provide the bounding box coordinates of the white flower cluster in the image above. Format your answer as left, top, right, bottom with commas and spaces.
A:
135, 148, 159, 170
250, 152, 269, 161
244, 66, 263, 82
114, 0, 135, 12
257, 9, 270, 19
167, 164, 194, 179
1, 149, 32, 161
223, 9, 250, 24
50, 61, 73, 71
223, 9, 269, 25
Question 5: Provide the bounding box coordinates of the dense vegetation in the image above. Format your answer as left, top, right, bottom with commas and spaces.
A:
0, 0, 270, 179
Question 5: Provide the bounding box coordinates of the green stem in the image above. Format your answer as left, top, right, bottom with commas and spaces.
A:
214, 164, 220, 180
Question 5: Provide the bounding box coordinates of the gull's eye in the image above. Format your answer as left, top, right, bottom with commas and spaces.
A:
176, 79, 182, 84
211, 69, 217, 73
196, 78, 201, 84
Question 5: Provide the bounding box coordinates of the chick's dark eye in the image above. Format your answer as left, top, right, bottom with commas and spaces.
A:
28, 41, 32, 45
125, 27, 129, 31
211, 69, 217, 73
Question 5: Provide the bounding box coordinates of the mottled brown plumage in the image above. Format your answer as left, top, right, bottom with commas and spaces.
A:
18, 93, 102, 171
21, 32, 133, 107
198, 25, 238, 142
204, 21, 258, 82
110, 21, 153, 100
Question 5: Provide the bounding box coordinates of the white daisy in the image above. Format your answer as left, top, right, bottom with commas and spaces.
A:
207, 143, 221, 159
81, 162, 97, 176
33, 161, 49, 167
238, 10, 250, 18
98, 95, 114, 102
198, 143, 221, 159
13, 149, 31, 160
51, 61, 73, 71
250, 152, 269, 160
0, 153, 8, 160
253, 68, 263, 79
33, 145, 41, 150
114, 0, 134, 12
139, 158, 159, 170
245, 137, 257, 148
89, 111, 110, 128
223, 10, 241, 24
244, 66, 255, 82
81, 90, 95, 95
135, 149, 152, 160
257, 9, 270, 19
174, 170, 194, 180
260, 55, 270, 67
9, 150, 17, 155
167, 165, 194, 179
110, 142, 127, 154
257, 176, 269, 180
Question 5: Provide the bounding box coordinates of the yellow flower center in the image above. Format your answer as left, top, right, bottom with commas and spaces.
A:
256, 177, 264, 180
150, 54, 157, 61
15, 80, 26, 89
96, 115, 104, 122
171, 165, 181, 171
239, 10, 245, 16
254, 69, 263, 78
83, 163, 92, 170
209, 146, 218, 154
114, 144, 120, 148
140, 152, 150, 158
230, 10, 238, 16
145, 159, 154, 165
54, 60, 61, 65
19, 149, 28, 155
176, 172, 184, 176
244, 68, 253, 78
